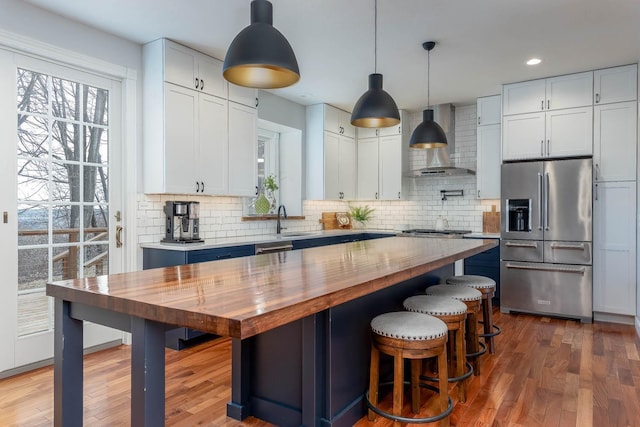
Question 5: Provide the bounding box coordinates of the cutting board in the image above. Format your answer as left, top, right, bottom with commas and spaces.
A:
319, 212, 352, 230
482, 205, 500, 233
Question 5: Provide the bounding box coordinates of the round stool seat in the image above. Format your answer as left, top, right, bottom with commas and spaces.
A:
371, 311, 447, 341
446, 275, 496, 290
425, 284, 482, 301
404, 295, 467, 316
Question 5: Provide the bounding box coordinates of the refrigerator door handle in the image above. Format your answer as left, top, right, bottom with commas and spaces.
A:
544, 172, 550, 231
504, 263, 586, 275
549, 242, 586, 251
505, 242, 538, 248
537, 172, 543, 230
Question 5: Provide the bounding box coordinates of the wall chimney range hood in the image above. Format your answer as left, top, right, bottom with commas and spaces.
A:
411, 104, 476, 177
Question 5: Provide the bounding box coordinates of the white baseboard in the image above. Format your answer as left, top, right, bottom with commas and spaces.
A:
593, 312, 635, 325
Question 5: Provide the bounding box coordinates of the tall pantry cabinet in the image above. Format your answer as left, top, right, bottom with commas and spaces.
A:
143, 39, 257, 196
592, 64, 638, 319
476, 95, 501, 199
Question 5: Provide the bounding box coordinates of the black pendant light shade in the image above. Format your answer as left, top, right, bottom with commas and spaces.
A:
409, 109, 448, 148
410, 41, 448, 148
223, 0, 300, 89
351, 73, 401, 128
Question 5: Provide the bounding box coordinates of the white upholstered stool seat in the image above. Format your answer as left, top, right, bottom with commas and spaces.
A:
403, 295, 472, 402
371, 311, 447, 341
368, 311, 452, 426
446, 275, 502, 355
425, 284, 484, 376
446, 274, 495, 290
425, 284, 482, 301
403, 295, 467, 316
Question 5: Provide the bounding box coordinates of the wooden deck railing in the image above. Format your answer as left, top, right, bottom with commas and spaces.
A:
19, 227, 108, 279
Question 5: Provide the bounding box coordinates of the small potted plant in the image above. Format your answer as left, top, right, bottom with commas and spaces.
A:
263, 174, 279, 213
349, 205, 374, 229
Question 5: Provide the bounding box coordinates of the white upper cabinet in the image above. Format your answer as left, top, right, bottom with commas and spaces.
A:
163, 39, 227, 98
228, 83, 258, 108
594, 64, 638, 105
357, 137, 379, 200
545, 106, 593, 158
306, 104, 357, 200
228, 102, 257, 197
143, 38, 257, 196
502, 71, 593, 160
476, 123, 501, 199
356, 111, 406, 200
477, 95, 502, 125
503, 72, 593, 115
545, 72, 593, 110
502, 112, 546, 160
324, 105, 356, 138
594, 101, 638, 182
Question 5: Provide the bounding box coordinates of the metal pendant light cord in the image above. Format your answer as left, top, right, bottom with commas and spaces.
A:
374, 0, 377, 73
427, 47, 430, 109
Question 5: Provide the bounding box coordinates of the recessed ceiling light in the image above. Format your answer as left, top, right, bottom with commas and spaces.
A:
527, 58, 542, 66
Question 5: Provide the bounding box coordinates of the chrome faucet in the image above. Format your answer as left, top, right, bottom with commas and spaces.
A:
276, 205, 287, 234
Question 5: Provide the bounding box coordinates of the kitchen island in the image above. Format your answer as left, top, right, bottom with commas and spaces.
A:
47, 236, 496, 426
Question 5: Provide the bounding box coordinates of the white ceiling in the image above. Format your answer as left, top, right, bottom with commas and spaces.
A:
23, 0, 640, 112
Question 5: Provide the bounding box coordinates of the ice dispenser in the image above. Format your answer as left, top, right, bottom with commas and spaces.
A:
507, 199, 531, 232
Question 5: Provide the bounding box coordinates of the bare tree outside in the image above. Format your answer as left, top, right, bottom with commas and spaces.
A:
16, 68, 111, 335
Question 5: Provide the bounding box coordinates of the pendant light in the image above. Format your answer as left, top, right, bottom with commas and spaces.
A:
223, 0, 300, 89
350, 0, 400, 128
409, 41, 448, 148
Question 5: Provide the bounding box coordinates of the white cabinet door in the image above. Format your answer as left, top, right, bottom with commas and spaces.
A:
503, 80, 546, 115
545, 72, 593, 110
502, 112, 545, 160
594, 64, 638, 105
357, 137, 379, 200
546, 107, 593, 158
163, 40, 198, 91
198, 94, 228, 195
357, 127, 378, 139
477, 124, 501, 199
594, 101, 637, 182
164, 83, 198, 194
324, 104, 343, 135
379, 135, 402, 200
228, 83, 258, 108
323, 131, 341, 199
197, 54, 227, 98
593, 181, 637, 315
477, 95, 501, 125
339, 136, 357, 200
379, 123, 402, 137
228, 102, 257, 196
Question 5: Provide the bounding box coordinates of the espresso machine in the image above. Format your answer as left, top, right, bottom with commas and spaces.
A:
161, 201, 203, 243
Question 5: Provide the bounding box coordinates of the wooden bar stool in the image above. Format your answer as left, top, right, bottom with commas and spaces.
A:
446, 275, 502, 354
425, 284, 484, 375
403, 295, 473, 403
367, 311, 453, 427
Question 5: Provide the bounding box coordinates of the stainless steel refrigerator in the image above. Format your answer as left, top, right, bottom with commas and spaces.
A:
500, 158, 592, 322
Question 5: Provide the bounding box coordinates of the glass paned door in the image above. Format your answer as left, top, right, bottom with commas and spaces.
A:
0, 54, 124, 370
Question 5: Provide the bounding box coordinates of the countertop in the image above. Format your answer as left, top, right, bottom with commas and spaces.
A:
48, 236, 497, 339
140, 229, 395, 251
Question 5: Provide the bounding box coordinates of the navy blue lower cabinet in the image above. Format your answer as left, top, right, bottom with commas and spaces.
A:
142, 245, 254, 350
291, 232, 393, 250
228, 265, 452, 426
463, 239, 500, 304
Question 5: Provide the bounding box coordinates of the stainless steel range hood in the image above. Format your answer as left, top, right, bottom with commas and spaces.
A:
412, 104, 476, 177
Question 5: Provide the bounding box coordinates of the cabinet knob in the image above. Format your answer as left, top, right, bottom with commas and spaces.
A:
255, 186, 259, 196
541, 100, 544, 111
595, 93, 600, 104
546, 139, 550, 156
196, 182, 200, 192
397, 192, 401, 199
478, 116, 481, 125
375, 192, 378, 200
478, 190, 481, 198
200, 181, 205, 192
195, 77, 199, 90
255, 97, 259, 107
200, 79, 204, 91
547, 99, 550, 110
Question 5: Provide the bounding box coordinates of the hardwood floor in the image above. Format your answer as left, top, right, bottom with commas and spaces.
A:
1, 310, 639, 426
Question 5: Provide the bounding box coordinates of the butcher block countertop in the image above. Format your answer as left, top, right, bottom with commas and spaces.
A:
47, 237, 496, 340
